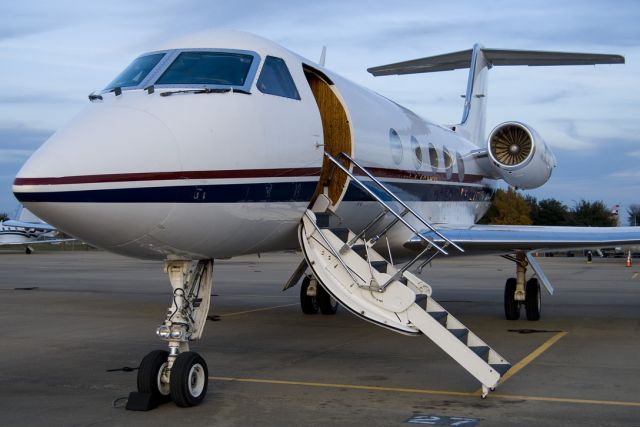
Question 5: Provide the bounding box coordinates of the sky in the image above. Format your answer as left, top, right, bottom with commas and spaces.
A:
1, 0, 639, 221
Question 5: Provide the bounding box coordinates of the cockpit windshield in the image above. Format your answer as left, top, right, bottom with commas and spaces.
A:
155, 51, 254, 86
101, 49, 260, 94
103, 53, 165, 91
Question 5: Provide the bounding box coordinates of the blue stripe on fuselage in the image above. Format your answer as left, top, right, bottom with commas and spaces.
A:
14, 181, 492, 203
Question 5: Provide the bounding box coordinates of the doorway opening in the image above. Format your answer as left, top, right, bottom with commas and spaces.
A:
304, 66, 353, 208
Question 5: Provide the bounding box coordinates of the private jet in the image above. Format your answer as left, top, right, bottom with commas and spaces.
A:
0, 207, 71, 253
12, 31, 636, 408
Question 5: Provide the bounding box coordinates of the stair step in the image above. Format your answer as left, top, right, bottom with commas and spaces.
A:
449, 328, 469, 344
315, 212, 331, 228
429, 311, 448, 326
490, 364, 512, 376
415, 294, 428, 310
351, 244, 367, 258
370, 260, 388, 273
470, 346, 490, 362
330, 228, 350, 242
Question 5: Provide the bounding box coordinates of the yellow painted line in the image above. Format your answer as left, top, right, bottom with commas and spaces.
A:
209, 376, 474, 397
490, 393, 640, 407
472, 330, 568, 396
498, 331, 568, 385
218, 303, 299, 317
209, 376, 640, 407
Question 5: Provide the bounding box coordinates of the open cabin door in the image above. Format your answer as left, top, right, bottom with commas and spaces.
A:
304, 65, 353, 209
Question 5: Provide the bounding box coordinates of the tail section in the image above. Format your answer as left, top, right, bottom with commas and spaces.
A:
368, 46, 624, 145
459, 44, 489, 144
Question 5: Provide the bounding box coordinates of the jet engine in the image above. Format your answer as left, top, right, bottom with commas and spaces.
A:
487, 122, 556, 189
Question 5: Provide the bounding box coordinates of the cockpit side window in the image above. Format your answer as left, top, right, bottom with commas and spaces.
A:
104, 53, 165, 91
156, 51, 254, 86
257, 56, 301, 100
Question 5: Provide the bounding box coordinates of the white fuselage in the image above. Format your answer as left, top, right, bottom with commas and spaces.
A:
12, 32, 496, 260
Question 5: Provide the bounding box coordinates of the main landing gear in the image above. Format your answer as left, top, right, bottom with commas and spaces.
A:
502, 252, 541, 321
131, 259, 213, 409
300, 275, 338, 315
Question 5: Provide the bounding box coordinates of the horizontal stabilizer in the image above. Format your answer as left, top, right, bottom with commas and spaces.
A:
368, 48, 625, 76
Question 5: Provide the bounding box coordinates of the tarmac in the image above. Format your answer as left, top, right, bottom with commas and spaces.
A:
0, 250, 639, 426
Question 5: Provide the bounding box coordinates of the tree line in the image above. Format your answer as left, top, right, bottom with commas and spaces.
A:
478, 188, 631, 226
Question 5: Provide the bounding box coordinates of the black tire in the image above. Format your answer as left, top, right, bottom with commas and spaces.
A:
317, 284, 338, 315
525, 278, 541, 321
137, 349, 171, 403
170, 351, 208, 407
300, 276, 319, 314
504, 278, 520, 320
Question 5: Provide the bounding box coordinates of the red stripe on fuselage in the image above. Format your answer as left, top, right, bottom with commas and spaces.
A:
13, 168, 323, 186
13, 167, 485, 186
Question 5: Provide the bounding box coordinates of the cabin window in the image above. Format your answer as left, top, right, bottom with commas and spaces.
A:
443, 147, 453, 179
156, 51, 254, 86
389, 129, 403, 165
104, 53, 165, 91
257, 56, 301, 100
456, 151, 465, 182
428, 143, 439, 171
410, 136, 422, 169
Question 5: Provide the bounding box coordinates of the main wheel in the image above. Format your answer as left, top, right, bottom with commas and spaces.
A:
300, 276, 319, 314
504, 278, 520, 320
525, 278, 541, 321
170, 351, 208, 407
317, 284, 338, 315
137, 349, 171, 403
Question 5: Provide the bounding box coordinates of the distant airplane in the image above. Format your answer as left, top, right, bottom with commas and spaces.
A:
11, 31, 636, 407
0, 207, 72, 253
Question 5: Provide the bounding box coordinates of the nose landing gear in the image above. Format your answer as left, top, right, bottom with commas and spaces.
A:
127, 259, 214, 411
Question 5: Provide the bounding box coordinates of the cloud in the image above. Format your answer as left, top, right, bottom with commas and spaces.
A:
0, 149, 33, 164
609, 169, 640, 179
0, 124, 53, 149
529, 89, 583, 105
0, 93, 79, 105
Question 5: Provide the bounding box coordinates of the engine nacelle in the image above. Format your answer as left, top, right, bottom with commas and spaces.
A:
487, 121, 556, 189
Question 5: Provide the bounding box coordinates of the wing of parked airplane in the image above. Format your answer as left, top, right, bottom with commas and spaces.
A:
406, 224, 640, 253
0, 206, 75, 252
2, 220, 57, 231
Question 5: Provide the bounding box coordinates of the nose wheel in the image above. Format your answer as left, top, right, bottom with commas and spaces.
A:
137, 350, 171, 403
170, 352, 209, 407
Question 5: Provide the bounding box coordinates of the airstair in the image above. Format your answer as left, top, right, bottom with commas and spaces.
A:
297, 152, 511, 397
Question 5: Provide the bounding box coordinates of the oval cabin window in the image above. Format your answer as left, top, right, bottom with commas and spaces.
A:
389, 129, 403, 165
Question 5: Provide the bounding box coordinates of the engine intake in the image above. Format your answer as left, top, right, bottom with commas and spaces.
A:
487, 122, 555, 189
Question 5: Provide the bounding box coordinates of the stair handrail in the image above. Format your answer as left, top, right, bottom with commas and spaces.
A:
324, 152, 449, 256
334, 152, 464, 254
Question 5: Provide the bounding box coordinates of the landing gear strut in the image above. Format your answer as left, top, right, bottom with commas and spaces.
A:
300, 275, 338, 315
133, 259, 213, 409
501, 252, 541, 321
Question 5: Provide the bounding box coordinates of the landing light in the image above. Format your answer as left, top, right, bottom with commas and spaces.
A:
156, 325, 171, 339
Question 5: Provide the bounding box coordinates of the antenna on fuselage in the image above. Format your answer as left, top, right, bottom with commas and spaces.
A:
319, 46, 327, 67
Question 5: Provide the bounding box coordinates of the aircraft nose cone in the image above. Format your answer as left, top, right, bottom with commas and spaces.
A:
14, 105, 179, 183
13, 104, 180, 249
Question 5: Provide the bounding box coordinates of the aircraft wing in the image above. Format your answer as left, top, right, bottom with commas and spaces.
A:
405, 224, 640, 254
2, 220, 57, 231
0, 238, 75, 246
